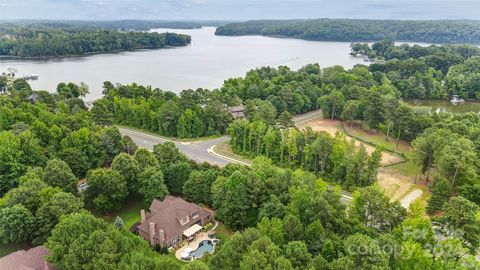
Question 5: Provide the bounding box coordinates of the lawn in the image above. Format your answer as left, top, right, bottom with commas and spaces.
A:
342, 122, 412, 155
214, 222, 235, 242
99, 196, 147, 230
212, 141, 252, 165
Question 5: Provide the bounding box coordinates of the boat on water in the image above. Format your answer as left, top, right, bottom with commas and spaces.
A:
23, 74, 39, 80
450, 95, 465, 105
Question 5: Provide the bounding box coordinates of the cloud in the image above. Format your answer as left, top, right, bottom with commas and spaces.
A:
2, 0, 480, 20
165, 0, 207, 9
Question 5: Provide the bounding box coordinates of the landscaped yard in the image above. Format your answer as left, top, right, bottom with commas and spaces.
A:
99, 196, 147, 230
170, 222, 234, 263
214, 222, 234, 242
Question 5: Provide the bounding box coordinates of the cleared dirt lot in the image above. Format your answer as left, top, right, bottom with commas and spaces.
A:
298, 118, 425, 207
299, 119, 404, 166
377, 167, 415, 201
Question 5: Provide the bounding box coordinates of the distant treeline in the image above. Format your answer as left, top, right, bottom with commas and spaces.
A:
0, 20, 203, 31
0, 26, 191, 57
215, 19, 480, 44
0, 20, 235, 31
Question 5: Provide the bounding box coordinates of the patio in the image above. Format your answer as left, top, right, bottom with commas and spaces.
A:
174, 230, 217, 261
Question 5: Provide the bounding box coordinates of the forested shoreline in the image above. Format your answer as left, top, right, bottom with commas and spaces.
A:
0, 25, 191, 57
0, 38, 479, 269
4, 20, 203, 31
216, 19, 480, 44
0, 20, 234, 31
0, 75, 478, 269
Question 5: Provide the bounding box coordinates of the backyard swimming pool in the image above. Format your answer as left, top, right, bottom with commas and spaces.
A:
190, 240, 214, 258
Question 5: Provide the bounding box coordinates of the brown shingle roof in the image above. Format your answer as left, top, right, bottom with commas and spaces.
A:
138, 196, 213, 244
0, 246, 56, 270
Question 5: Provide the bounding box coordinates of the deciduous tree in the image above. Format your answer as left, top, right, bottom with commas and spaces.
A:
84, 169, 127, 212
43, 159, 77, 193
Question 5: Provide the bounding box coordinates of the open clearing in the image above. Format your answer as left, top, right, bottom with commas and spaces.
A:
299, 117, 423, 205
378, 167, 416, 201
298, 119, 403, 166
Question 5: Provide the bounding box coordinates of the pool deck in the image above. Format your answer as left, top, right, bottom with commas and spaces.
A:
175, 231, 216, 261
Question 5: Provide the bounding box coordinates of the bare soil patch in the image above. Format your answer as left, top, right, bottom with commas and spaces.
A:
377, 167, 415, 201
300, 118, 424, 205
300, 119, 403, 166
400, 189, 423, 208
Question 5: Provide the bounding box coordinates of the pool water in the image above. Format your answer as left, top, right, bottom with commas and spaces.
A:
190, 240, 214, 258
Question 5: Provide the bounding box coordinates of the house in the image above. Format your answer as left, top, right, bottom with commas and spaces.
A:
227, 105, 245, 119
0, 246, 56, 270
137, 196, 214, 248
27, 94, 37, 103
77, 179, 88, 193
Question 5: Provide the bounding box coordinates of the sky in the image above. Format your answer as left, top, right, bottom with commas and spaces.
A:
2, 0, 480, 21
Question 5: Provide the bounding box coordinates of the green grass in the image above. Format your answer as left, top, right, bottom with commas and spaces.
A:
166, 251, 188, 265
212, 141, 252, 164
116, 125, 223, 143
215, 222, 235, 242
343, 123, 411, 155
386, 159, 418, 178
98, 196, 147, 230
0, 242, 31, 257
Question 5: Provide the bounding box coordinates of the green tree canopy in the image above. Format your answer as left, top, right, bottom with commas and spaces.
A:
84, 168, 128, 213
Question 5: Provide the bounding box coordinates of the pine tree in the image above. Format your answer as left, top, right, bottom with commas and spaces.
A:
113, 216, 124, 230
427, 179, 451, 214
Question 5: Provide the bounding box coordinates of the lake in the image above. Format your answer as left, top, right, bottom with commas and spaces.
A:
0, 27, 365, 101
407, 99, 480, 114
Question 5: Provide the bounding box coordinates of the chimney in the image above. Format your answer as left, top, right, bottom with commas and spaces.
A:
149, 222, 156, 246
140, 209, 146, 223
158, 229, 165, 247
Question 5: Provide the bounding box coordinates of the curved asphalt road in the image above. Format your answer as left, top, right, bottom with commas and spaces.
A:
118, 110, 353, 202
119, 110, 323, 167
119, 128, 232, 167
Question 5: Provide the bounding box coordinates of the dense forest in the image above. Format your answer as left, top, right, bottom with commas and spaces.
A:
351, 40, 480, 99
92, 82, 235, 138
0, 78, 478, 269
0, 25, 191, 57
228, 119, 382, 190
1, 38, 480, 269
216, 19, 480, 44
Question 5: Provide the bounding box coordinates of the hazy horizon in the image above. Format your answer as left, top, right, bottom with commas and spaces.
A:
2, 0, 480, 21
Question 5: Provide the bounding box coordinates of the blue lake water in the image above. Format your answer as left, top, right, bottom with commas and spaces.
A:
0, 27, 365, 101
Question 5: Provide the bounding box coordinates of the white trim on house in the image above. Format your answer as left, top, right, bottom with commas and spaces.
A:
183, 224, 203, 238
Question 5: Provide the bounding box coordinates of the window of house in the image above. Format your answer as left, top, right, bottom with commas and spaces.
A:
192, 211, 199, 219
179, 216, 189, 225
